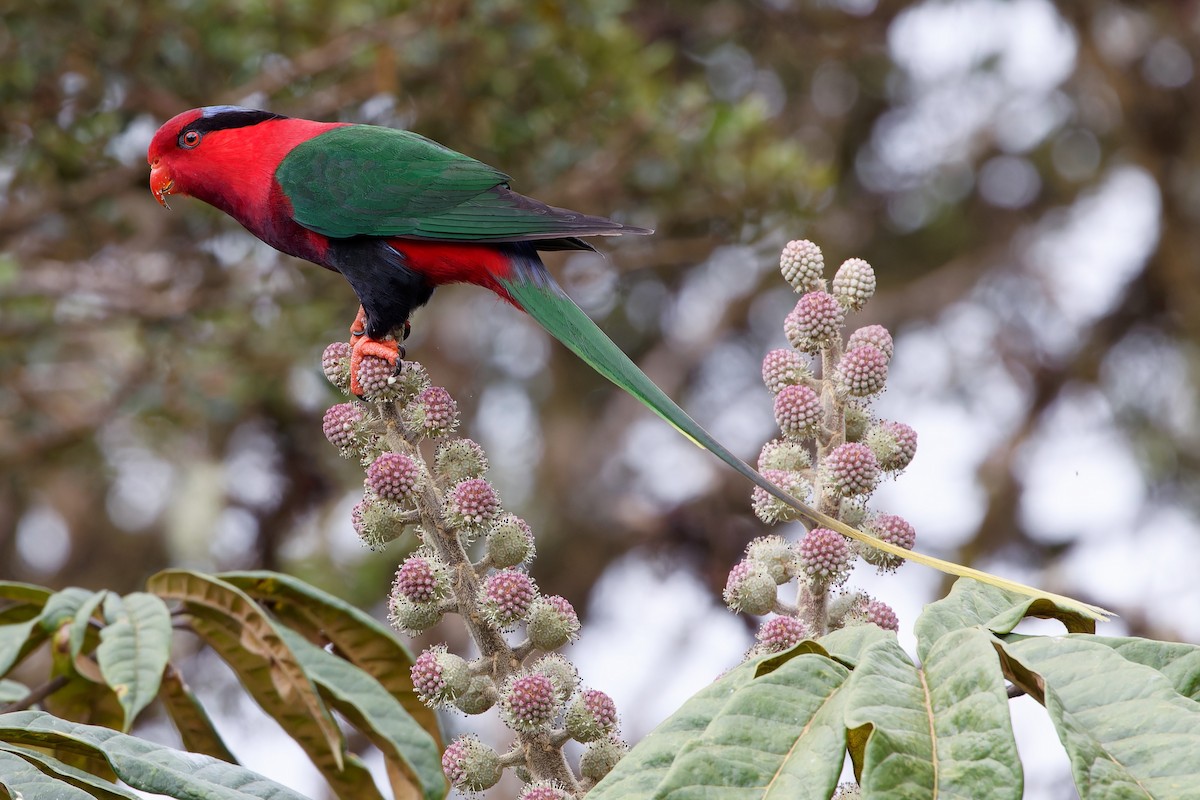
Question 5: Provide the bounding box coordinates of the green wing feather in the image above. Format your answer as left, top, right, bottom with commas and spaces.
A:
277, 126, 640, 242
500, 269, 1113, 623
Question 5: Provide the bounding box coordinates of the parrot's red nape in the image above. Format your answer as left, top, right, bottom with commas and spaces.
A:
147, 105, 1110, 621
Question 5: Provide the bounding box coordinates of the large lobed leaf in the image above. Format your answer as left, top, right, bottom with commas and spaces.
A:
1000, 634, 1200, 799
589, 642, 851, 800
278, 627, 445, 800
148, 570, 380, 795
220, 570, 441, 749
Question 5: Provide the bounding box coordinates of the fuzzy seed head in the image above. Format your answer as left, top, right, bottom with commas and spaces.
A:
391, 360, 431, 401
580, 736, 627, 782
779, 239, 825, 292
527, 594, 581, 651
798, 528, 853, 586
531, 653, 579, 702
836, 346, 889, 397
832, 257, 876, 310
785, 291, 845, 353
501, 672, 562, 732
441, 735, 501, 792
565, 688, 618, 743
321, 341, 352, 392
393, 554, 449, 604
518, 782, 573, 800
774, 384, 822, 440
479, 569, 537, 629
453, 674, 498, 715
413, 385, 459, 438
844, 405, 872, 443
751, 469, 812, 524
756, 616, 809, 653
387, 594, 444, 635
822, 442, 880, 498
865, 599, 900, 632
356, 355, 401, 401
847, 325, 894, 361
867, 421, 918, 472
322, 403, 365, 455
723, 560, 778, 615
353, 496, 408, 549
410, 645, 471, 706
758, 438, 811, 472
445, 477, 501, 534
761, 348, 812, 395
746, 535, 798, 585
486, 514, 536, 568
862, 513, 916, 572
434, 438, 489, 484
366, 452, 421, 505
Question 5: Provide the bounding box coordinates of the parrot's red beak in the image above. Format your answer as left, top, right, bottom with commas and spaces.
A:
149, 160, 174, 208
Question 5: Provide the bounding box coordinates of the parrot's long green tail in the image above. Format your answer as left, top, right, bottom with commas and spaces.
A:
499, 259, 1112, 622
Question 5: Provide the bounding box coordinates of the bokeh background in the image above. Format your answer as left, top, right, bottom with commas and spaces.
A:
2, 1, 1198, 797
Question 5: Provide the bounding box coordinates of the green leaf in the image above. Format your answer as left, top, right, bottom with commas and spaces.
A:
1084, 635, 1200, 701
914, 579, 1096, 663
0, 616, 46, 677
159, 664, 238, 763
1001, 635, 1200, 799
38, 588, 97, 634
590, 648, 850, 799
277, 626, 446, 800
0, 742, 141, 800
0, 710, 310, 799
843, 630, 1021, 799
221, 570, 441, 748
818, 623, 895, 667
0, 679, 28, 704
0, 582, 53, 624
0, 749, 97, 800
96, 592, 172, 731
149, 570, 379, 797
67, 590, 106, 662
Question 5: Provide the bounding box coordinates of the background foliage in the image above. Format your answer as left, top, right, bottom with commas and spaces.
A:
2, 0, 1198, 795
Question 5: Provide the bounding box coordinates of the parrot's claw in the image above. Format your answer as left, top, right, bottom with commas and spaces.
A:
347, 307, 410, 397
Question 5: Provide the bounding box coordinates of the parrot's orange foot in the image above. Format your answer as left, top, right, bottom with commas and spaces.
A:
349, 334, 402, 397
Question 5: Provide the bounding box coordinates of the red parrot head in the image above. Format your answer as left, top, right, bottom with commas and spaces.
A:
147, 106, 287, 209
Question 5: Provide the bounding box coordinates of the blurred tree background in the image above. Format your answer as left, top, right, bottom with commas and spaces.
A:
2, 0, 1198, 791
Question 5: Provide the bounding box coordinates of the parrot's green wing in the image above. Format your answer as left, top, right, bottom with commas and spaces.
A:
499, 261, 1113, 624
276, 125, 640, 242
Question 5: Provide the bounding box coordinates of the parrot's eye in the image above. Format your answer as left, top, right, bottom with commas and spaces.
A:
179, 130, 203, 149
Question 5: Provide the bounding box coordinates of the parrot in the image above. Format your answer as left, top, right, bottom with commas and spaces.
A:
147, 105, 1108, 621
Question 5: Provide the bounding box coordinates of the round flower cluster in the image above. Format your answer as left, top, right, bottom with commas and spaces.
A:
762, 348, 811, 395
784, 291, 845, 353
722, 559, 778, 616
321, 341, 352, 392
774, 384, 822, 439
410, 645, 470, 705
393, 554, 449, 603
861, 513, 917, 572
831, 258, 876, 311
527, 595, 581, 651
500, 671, 562, 732
322, 403, 364, 455
822, 442, 880, 498
565, 688, 618, 742
434, 438, 488, 484
755, 615, 808, 653
836, 345, 889, 398
441, 735, 501, 792
366, 451, 421, 505
797, 528, 852, 586
779, 239, 825, 293
478, 569, 537, 629
356, 354, 401, 401
445, 477, 501, 533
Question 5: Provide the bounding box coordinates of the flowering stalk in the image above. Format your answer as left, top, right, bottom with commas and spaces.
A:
320, 341, 622, 796
730, 240, 919, 650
